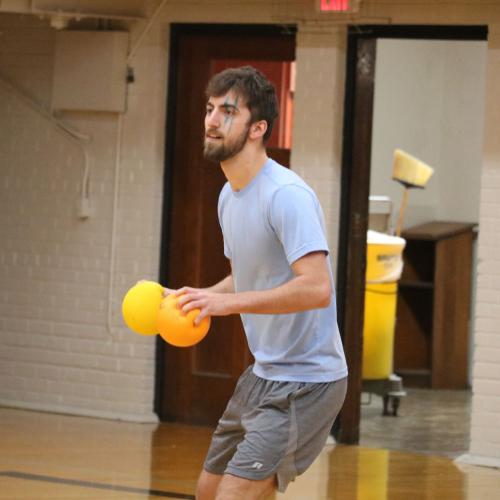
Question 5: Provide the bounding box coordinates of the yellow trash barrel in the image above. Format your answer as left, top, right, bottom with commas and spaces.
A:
362, 231, 406, 380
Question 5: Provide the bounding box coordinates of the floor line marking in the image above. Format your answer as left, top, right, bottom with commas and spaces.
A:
0, 470, 195, 499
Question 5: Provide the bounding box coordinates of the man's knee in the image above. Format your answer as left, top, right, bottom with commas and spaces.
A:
196, 469, 222, 500
215, 473, 276, 500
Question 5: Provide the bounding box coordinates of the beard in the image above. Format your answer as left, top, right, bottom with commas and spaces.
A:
203, 124, 250, 163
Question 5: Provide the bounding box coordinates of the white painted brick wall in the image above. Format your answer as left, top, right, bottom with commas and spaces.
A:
291, 28, 346, 260
469, 24, 500, 464
0, 13, 165, 421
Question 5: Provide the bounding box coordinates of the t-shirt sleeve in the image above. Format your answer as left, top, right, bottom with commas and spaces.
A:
268, 184, 329, 265
217, 185, 232, 259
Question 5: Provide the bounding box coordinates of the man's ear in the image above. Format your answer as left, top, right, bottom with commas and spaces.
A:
249, 120, 268, 141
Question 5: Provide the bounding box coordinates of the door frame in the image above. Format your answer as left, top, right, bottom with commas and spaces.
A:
154, 23, 297, 420
336, 24, 488, 444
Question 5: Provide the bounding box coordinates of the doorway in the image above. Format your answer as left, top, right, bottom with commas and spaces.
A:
155, 24, 296, 426
338, 25, 488, 444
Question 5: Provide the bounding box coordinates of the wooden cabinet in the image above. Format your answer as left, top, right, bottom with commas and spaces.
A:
394, 222, 476, 389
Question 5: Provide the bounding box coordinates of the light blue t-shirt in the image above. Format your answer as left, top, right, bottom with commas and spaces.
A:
217, 158, 348, 382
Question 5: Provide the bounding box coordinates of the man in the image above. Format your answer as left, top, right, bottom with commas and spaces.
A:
172, 66, 348, 500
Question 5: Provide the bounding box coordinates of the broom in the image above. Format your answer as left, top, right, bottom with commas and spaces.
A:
392, 149, 434, 236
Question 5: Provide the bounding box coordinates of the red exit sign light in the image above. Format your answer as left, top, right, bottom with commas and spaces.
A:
320, 0, 350, 11
318, 0, 361, 13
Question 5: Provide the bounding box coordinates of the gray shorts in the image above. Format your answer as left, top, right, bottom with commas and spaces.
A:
203, 366, 347, 492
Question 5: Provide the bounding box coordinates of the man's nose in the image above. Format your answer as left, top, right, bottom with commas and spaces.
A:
206, 110, 221, 129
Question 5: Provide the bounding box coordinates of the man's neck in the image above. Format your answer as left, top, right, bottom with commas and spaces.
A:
221, 149, 269, 192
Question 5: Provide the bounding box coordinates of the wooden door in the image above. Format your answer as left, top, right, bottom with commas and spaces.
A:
157, 26, 295, 425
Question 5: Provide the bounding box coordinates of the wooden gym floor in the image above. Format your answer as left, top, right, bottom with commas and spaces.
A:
1, 406, 500, 499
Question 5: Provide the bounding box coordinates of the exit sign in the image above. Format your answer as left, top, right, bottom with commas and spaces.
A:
318, 0, 361, 13
321, 0, 349, 11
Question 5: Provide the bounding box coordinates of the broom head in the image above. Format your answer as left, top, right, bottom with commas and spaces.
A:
392, 149, 434, 189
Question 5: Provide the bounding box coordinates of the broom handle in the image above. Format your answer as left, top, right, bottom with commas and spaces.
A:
395, 188, 409, 237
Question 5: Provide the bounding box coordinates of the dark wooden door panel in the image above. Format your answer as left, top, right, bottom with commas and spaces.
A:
160, 27, 295, 425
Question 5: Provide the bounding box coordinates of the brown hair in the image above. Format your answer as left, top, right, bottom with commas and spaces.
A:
205, 66, 278, 142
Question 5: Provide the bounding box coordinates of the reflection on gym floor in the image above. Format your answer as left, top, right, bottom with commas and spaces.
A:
1, 399, 499, 499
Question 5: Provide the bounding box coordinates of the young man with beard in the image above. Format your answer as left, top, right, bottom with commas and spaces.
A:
173, 66, 348, 500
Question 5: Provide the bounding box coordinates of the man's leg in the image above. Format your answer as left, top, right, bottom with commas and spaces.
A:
199, 368, 255, 499
215, 473, 276, 500
196, 470, 223, 500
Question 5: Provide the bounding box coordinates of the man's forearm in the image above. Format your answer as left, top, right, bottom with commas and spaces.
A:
178, 253, 332, 322
228, 275, 330, 315
205, 274, 234, 294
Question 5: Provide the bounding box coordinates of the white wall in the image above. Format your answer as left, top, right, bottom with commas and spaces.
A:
439, 43, 487, 222
291, 28, 346, 262
0, 13, 165, 421
370, 39, 487, 231
465, 24, 500, 467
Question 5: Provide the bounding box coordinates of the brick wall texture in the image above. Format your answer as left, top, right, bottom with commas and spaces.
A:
0, 14, 165, 421
469, 25, 500, 462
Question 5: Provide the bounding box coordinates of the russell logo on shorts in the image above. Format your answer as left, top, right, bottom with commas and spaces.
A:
251, 462, 263, 470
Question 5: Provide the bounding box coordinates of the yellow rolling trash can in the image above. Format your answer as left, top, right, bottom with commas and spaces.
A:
362, 230, 406, 380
